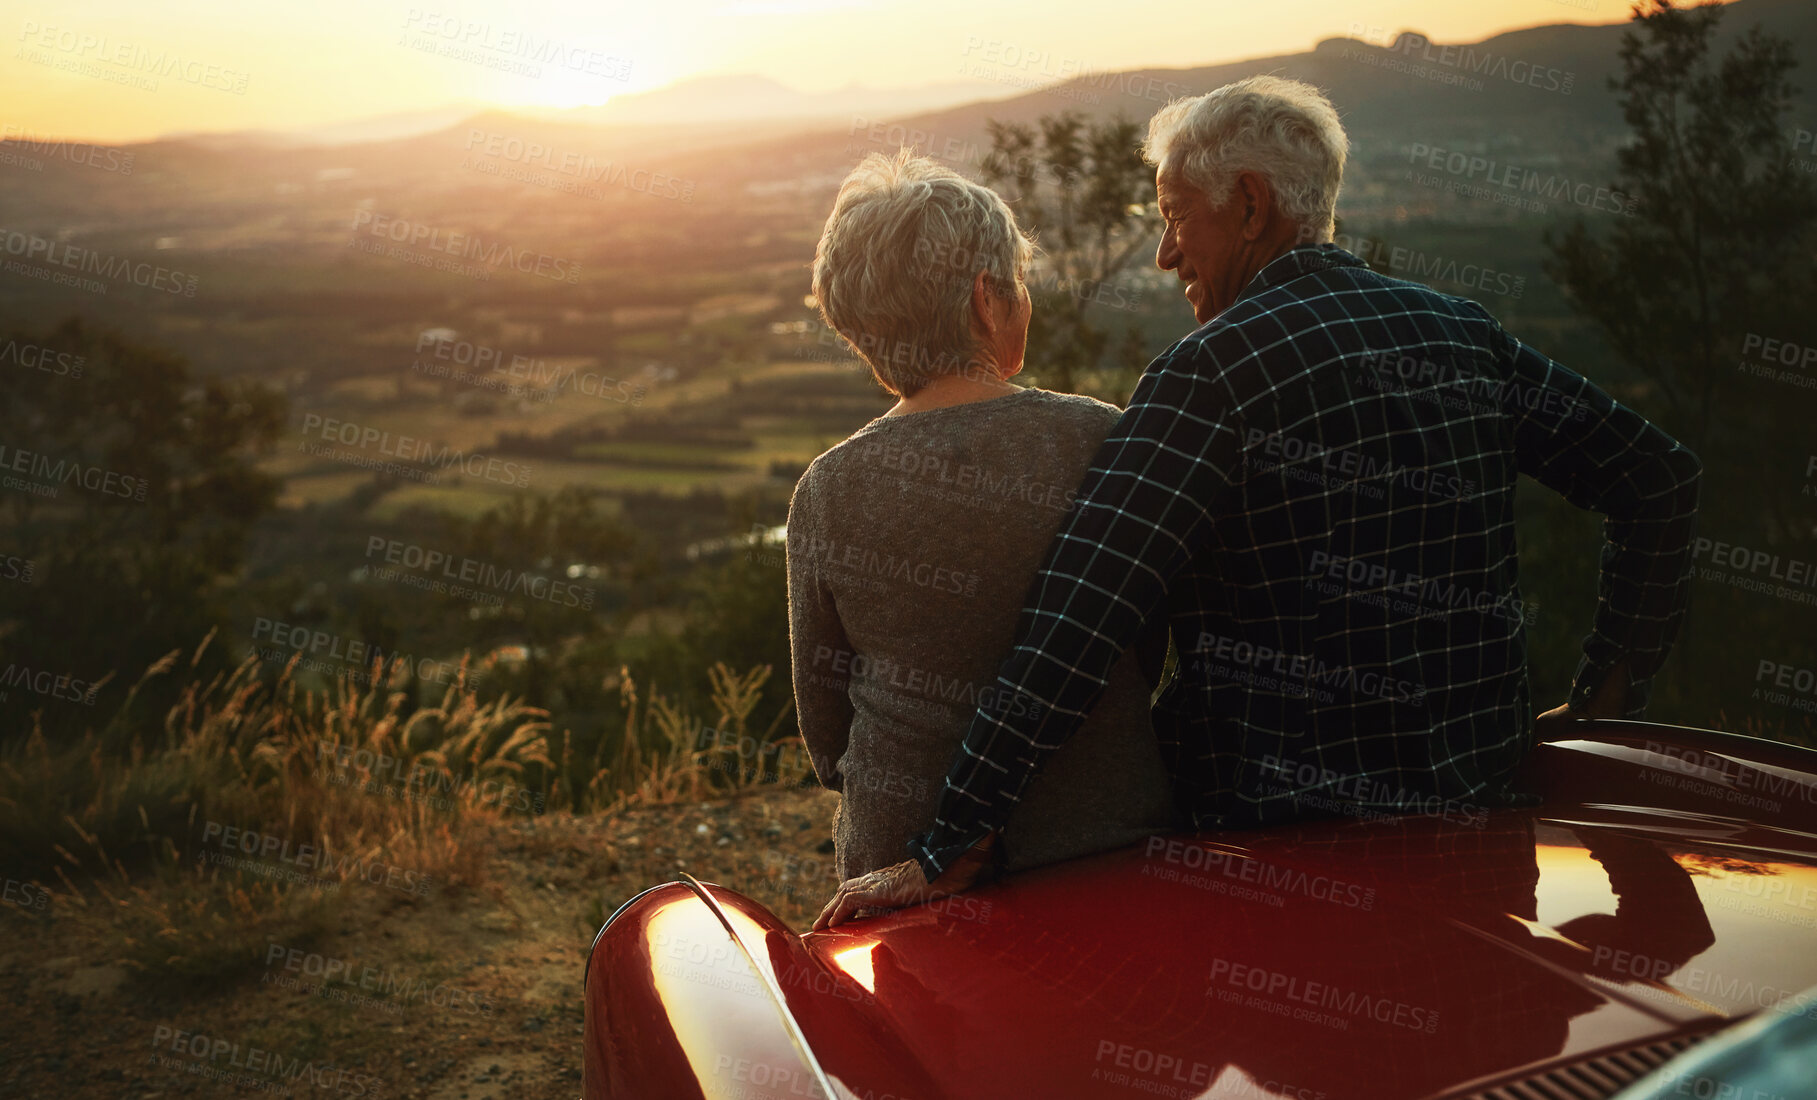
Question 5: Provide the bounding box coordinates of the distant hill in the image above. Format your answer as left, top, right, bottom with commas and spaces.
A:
648, 0, 1817, 188
521, 73, 1022, 127
160, 104, 493, 150
3, 0, 1813, 257
150, 73, 1022, 152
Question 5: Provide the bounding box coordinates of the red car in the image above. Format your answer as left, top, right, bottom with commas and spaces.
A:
582, 721, 1817, 1099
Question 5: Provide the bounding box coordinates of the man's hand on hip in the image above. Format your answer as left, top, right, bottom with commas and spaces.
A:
1537, 657, 1631, 727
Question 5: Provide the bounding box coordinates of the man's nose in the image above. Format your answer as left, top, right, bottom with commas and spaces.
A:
1156, 228, 1179, 272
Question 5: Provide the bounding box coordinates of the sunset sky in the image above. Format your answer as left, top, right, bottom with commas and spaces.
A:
6, 0, 1653, 144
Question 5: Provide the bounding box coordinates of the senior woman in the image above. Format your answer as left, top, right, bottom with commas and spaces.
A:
787, 150, 1175, 896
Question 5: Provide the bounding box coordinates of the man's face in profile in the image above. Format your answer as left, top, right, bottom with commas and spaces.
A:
1155, 164, 1246, 324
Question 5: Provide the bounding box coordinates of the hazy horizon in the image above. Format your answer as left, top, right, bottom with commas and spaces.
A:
4, 0, 1663, 145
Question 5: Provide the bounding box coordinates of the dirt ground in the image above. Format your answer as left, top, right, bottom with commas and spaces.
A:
0, 786, 842, 1099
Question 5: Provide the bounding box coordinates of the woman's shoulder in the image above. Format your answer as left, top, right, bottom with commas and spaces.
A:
1019, 388, 1125, 424
796, 388, 1124, 486
790, 423, 886, 513
1003, 389, 1128, 451
917, 386, 1127, 430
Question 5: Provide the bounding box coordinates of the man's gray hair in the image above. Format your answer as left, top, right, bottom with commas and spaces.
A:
1143, 76, 1348, 242
811, 150, 1033, 397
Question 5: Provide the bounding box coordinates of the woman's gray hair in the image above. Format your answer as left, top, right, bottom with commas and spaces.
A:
1143, 76, 1348, 242
811, 150, 1033, 397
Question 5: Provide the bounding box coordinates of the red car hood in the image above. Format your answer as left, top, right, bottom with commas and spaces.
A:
586, 726, 1817, 1100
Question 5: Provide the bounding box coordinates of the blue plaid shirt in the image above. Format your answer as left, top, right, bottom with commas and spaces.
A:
909, 244, 1701, 877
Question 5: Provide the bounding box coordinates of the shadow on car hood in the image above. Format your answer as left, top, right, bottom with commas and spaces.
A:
790, 745, 1817, 1098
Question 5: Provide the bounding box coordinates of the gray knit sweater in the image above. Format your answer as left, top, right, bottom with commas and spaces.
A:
786, 387, 1176, 880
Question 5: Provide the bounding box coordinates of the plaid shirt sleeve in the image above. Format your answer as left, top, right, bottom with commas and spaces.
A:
1477, 306, 1701, 716
907, 347, 1244, 876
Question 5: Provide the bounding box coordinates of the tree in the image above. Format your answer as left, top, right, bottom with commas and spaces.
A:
0, 317, 285, 735
1544, 0, 1817, 535
982, 113, 1160, 394
436, 486, 644, 706
1542, 0, 1817, 733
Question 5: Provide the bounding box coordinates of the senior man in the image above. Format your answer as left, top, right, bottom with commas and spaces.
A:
815, 75, 1701, 928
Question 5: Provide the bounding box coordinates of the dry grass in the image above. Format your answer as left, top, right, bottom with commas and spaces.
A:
586, 661, 809, 810
0, 630, 804, 989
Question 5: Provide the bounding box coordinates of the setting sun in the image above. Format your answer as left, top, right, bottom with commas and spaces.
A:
0, 0, 1664, 143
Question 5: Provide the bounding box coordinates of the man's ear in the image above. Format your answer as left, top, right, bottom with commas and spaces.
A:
1235, 171, 1274, 240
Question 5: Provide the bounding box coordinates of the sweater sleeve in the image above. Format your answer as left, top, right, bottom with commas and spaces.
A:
786, 470, 855, 792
